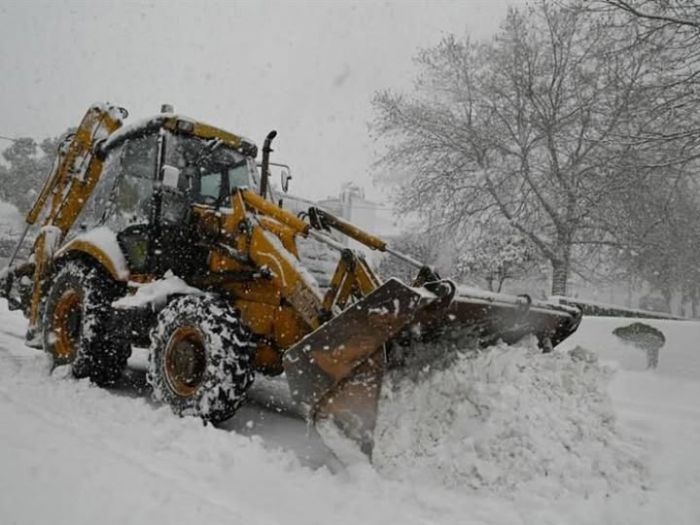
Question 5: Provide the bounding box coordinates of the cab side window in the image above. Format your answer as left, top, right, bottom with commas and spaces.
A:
70, 145, 123, 238
228, 163, 250, 190
104, 135, 158, 230
199, 171, 223, 202
122, 136, 157, 180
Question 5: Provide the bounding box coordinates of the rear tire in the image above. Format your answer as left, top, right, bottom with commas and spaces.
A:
42, 260, 130, 386
147, 295, 255, 423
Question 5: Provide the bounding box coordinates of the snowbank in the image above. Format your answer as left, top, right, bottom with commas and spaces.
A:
374, 339, 647, 498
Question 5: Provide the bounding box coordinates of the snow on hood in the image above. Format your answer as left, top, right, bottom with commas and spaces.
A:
259, 229, 322, 296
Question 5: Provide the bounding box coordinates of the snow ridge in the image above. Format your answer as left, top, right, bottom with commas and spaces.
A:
373, 339, 648, 498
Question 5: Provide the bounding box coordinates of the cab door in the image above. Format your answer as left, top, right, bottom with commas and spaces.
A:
104, 133, 159, 274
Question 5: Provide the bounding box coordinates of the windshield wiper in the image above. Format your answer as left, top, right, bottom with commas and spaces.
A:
194, 138, 223, 165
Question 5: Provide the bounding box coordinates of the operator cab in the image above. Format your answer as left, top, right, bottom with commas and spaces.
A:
164, 135, 258, 208
75, 114, 259, 277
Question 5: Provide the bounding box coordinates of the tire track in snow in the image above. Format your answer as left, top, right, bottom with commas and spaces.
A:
0, 328, 338, 471
0, 326, 262, 522
0, 373, 264, 523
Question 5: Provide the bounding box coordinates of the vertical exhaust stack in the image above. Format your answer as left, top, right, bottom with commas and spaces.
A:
260, 130, 277, 198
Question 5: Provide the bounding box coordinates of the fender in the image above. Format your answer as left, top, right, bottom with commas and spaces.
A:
54, 227, 130, 282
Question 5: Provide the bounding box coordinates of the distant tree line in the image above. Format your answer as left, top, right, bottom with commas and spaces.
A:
372, 0, 700, 312
0, 133, 68, 213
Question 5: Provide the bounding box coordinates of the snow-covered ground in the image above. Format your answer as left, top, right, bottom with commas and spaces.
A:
1, 300, 699, 525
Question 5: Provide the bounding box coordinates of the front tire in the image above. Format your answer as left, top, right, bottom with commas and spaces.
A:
147, 295, 255, 423
42, 260, 130, 386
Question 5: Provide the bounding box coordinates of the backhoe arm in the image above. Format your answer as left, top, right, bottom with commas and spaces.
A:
24, 104, 125, 337
38, 104, 125, 233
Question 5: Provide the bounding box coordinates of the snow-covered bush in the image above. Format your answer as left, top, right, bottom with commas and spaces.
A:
455, 227, 535, 292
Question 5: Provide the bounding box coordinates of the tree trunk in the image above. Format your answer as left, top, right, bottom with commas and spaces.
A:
627, 278, 634, 308
496, 276, 506, 293
662, 287, 673, 314
550, 258, 569, 296
550, 227, 574, 297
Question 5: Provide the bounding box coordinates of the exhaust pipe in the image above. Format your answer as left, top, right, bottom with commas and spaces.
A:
260, 130, 277, 198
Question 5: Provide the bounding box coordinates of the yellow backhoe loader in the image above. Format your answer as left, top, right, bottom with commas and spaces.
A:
1, 103, 581, 458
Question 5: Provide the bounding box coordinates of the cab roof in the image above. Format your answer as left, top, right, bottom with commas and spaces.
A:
100, 114, 258, 158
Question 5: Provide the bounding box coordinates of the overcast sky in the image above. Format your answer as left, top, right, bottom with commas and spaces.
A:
0, 0, 515, 202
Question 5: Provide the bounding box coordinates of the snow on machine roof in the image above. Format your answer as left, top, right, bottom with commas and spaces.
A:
100, 113, 258, 158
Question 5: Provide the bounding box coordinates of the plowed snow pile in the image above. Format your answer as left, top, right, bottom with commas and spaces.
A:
373, 338, 648, 498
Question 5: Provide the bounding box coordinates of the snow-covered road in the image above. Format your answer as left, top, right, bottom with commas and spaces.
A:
1, 300, 699, 525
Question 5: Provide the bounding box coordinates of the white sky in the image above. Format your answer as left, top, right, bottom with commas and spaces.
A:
0, 0, 515, 202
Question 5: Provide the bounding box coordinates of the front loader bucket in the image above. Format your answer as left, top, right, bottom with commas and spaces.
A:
283, 278, 581, 460
417, 286, 582, 350
284, 279, 427, 456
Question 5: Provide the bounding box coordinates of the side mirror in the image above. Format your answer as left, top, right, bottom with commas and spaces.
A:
281, 169, 292, 193
162, 165, 181, 189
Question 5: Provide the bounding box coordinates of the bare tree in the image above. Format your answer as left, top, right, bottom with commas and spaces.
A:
589, 0, 700, 313
615, 175, 700, 314
599, 0, 700, 30
593, 0, 700, 159
373, 2, 670, 295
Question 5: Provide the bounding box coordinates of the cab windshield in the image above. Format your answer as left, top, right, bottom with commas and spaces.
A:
166, 135, 255, 205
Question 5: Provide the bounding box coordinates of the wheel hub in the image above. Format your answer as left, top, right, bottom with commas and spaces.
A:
164, 326, 207, 398
52, 289, 82, 360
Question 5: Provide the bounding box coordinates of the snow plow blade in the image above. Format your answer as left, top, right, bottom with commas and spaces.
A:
283, 278, 581, 460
